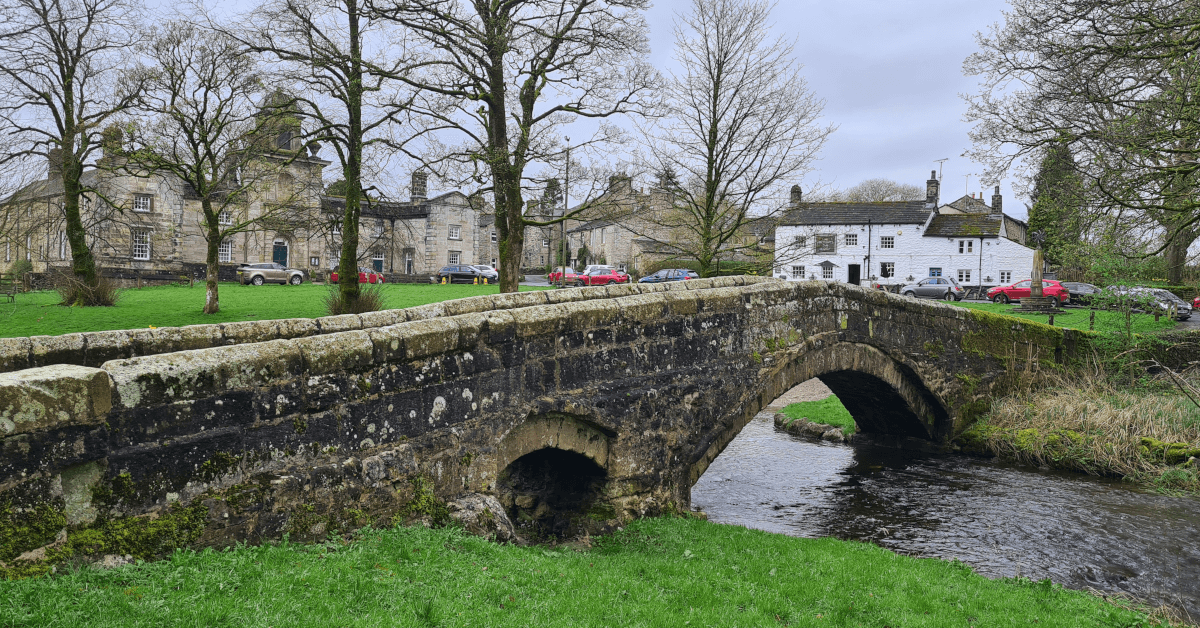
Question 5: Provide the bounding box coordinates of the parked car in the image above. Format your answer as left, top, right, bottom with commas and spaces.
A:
1193, 295, 1200, 310
576, 268, 629, 287
471, 265, 498, 282
900, 276, 964, 301
1107, 286, 1192, 320
237, 262, 306, 286
986, 279, 1070, 307
1060, 281, 1100, 306
331, 266, 386, 284
637, 268, 698, 283
581, 264, 616, 275
433, 265, 486, 284
547, 267, 580, 283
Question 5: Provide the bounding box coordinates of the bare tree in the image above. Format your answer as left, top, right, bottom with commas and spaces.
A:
632, 0, 833, 278
371, 0, 661, 292
842, 178, 925, 203
222, 0, 422, 311
127, 24, 315, 314
0, 0, 143, 299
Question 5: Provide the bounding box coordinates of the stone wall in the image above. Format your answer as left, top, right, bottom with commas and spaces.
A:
0, 278, 1081, 572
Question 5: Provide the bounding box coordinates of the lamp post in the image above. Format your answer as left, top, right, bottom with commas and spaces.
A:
561, 137, 570, 288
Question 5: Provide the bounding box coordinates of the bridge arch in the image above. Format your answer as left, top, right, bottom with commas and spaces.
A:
687, 342, 952, 488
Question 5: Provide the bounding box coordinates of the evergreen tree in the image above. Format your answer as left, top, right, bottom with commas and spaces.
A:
1028, 143, 1085, 266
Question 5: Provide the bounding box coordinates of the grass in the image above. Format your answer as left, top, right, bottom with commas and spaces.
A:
0, 283, 547, 338
781, 394, 857, 435
955, 301, 1178, 334
0, 517, 1160, 627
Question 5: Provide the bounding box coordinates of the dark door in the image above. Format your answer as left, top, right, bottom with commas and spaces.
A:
848, 264, 861, 285
272, 242, 288, 266
372, 257, 383, 272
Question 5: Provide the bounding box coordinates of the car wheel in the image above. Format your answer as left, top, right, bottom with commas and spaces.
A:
903, 291, 916, 298
251, 275, 264, 286
289, 275, 302, 285
994, 294, 1009, 304
944, 291, 957, 301
1049, 296, 1060, 308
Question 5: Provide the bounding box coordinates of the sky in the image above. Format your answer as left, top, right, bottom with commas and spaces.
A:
634, 0, 1020, 215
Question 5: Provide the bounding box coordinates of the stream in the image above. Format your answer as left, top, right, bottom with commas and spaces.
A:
691, 412, 1200, 619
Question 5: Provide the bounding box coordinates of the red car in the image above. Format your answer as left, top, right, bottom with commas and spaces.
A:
331, 266, 386, 284
576, 268, 629, 287
987, 279, 1070, 306
547, 267, 580, 283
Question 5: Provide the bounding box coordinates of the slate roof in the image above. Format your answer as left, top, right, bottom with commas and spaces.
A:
320, 195, 430, 219
778, 201, 931, 226
923, 214, 1002, 238
942, 195, 992, 214
567, 218, 617, 233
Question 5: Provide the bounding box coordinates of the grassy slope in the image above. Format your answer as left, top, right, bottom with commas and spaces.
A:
0, 283, 546, 338
0, 518, 1153, 627
955, 301, 1177, 334
781, 395, 857, 435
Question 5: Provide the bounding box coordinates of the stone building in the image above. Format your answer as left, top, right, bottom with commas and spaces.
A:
2, 142, 487, 278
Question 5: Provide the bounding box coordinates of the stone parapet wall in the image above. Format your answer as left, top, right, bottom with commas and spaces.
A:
0, 278, 1077, 570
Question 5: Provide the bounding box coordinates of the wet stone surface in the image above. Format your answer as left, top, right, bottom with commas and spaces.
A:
693, 412, 1200, 619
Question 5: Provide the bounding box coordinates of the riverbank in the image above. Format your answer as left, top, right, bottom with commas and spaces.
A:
959, 379, 1200, 493
0, 517, 1164, 627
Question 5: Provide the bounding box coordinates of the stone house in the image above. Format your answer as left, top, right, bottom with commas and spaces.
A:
773, 172, 1035, 290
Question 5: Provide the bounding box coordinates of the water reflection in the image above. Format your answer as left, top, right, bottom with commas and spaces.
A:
692, 413, 1200, 619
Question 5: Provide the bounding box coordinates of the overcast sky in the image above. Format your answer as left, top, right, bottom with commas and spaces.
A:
637, 0, 1019, 215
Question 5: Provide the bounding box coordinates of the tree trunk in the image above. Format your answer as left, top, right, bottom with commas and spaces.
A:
497, 184, 524, 293
203, 201, 221, 314
337, 0, 364, 309
61, 150, 99, 288
1165, 230, 1194, 285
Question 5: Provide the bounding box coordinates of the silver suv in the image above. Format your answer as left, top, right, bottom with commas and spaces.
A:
236, 262, 306, 285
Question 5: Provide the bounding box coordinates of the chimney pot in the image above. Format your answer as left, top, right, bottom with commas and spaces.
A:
926, 171, 940, 209
411, 170, 428, 203
47, 148, 64, 178
991, 185, 1003, 215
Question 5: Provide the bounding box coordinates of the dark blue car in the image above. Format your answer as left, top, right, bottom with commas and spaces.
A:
638, 268, 698, 283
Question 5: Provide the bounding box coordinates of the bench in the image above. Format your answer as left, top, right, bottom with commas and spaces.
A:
0, 273, 18, 303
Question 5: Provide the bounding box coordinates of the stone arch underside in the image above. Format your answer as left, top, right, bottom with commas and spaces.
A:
495, 412, 614, 479
686, 342, 952, 489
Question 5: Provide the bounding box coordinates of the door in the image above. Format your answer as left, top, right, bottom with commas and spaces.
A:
372, 257, 383, 272
405, 253, 414, 274
1013, 279, 1032, 300
272, 240, 288, 267
848, 264, 861, 285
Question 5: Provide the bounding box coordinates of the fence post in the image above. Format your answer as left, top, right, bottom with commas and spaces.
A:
1089, 310, 1095, 330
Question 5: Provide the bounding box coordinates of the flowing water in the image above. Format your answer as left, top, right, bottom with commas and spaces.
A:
691, 412, 1200, 619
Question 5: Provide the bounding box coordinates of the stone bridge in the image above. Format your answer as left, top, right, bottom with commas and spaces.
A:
0, 277, 1083, 561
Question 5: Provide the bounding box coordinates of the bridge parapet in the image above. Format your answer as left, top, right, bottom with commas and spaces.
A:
0, 278, 1083, 561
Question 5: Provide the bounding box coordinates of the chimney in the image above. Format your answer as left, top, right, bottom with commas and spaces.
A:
48, 148, 64, 178
925, 170, 939, 209
991, 185, 1003, 215
410, 170, 428, 203
790, 184, 802, 207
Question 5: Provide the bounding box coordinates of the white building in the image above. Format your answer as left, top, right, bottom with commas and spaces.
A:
774, 172, 1035, 290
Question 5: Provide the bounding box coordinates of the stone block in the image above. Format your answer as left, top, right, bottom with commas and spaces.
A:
0, 337, 32, 373
560, 299, 621, 332
103, 339, 303, 409
399, 318, 461, 360
616, 293, 666, 324
661, 291, 699, 316
221, 320, 280, 346
84, 330, 136, 365
296, 330, 375, 375
403, 303, 446, 321
177, 324, 225, 352
317, 314, 364, 334
277, 318, 320, 339
0, 365, 113, 437
453, 312, 487, 350
358, 310, 403, 329
510, 304, 566, 338
29, 333, 87, 368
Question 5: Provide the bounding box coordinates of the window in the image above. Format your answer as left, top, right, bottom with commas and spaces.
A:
372, 251, 384, 272
218, 239, 233, 262
310, 256, 320, 267
880, 236, 894, 249
845, 233, 858, 246
133, 194, 153, 212
600, 228, 606, 244
814, 234, 836, 253
880, 262, 894, 278
999, 270, 1012, 283
491, 231, 497, 243
374, 220, 385, 237
491, 258, 497, 267
26, 236, 31, 261
331, 220, 342, 235
58, 231, 65, 259
822, 266, 834, 280
448, 251, 461, 265
132, 229, 150, 260
957, 269, 971, 283
791, 265, 805, 278
793, 235, 807, 248
929, 267, 942, 277
448, 224, 461, 240
218, 210, 232, 225
958, 240, 973, 254
542, 238, 550, 247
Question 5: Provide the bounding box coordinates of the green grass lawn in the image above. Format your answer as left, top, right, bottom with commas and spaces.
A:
781, 395, 857, 435
956, 301, 1179, 334
0, 283, 547, 338
0, 518, 1155, 627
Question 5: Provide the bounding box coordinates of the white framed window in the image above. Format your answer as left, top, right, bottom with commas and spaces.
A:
815, 234, 836, 253
999, 270, 1012, 283
133, 194, 153, 212
310, 256, 320, 267
331, 220, 342, 235
59, 231, 65, 259
491, 258, 497, 267
218, 210, 233, 225
957, 269, 971, 283
448, 224, 461, 240
448, 250, 461, 265
958, 240, 973, 254
374, 220, 385, 237
26, 236, 31, 261
880, 236, 894, 249
491, 231, 497, 243
218, 239, 233, 262
601, 228, 606, 244
542, 238, 549, 247
791, 265, 805, 278
822, 266, 834, 279
132, 229, 150, 260
793, 235, 807, 248
845, 233, 858, 246
880, 262, 894, 278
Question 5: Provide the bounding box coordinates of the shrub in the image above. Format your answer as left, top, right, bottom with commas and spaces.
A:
324, 282, 385, 315
55, 271, 120, 307
7, 259, 33, 277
